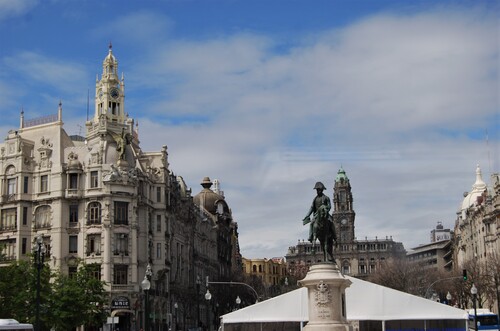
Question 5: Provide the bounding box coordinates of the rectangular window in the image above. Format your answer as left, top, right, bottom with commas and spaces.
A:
87, 234, 101, 256
40, 175, 48, 192
88, 202, 101, 225
156, 187, 161, 202
113, 265, 128, 285
114, 201, 128, 225
22, 238, 27, 255
156, 215, 161, 232
69, 235, 78, 254
69, 173, 78, 189
69, 266, 77, 278
156, 243, 162, 259
1, 208, 17, 231
90, 171, 99, 188
22, 207, 28, 225
90, 264, 101, 280
69, 205, 78, 223
23, 176, 29, 193
114, 234, 128, 256
7, 178, 16, 195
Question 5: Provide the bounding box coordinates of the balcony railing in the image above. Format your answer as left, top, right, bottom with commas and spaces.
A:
0, 225, 17, 231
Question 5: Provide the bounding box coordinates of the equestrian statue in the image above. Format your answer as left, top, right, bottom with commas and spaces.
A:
302, 182, 337, 263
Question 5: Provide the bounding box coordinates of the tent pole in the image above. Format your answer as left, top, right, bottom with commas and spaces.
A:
382, 320, 386, 331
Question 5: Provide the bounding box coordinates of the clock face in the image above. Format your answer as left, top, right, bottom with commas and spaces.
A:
110, 88, 120, 99
341, 218, 348, 226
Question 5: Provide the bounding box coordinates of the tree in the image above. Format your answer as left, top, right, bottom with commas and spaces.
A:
47, 263, 108, 331
367, 257, 441, 296
0, 260, 107, 330
0, 259, 52, 328
481, 253, 500, 313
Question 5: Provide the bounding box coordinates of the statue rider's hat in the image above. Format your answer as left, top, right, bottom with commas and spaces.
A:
313, 182, 326, 190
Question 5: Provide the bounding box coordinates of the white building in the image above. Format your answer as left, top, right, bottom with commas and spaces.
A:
0, 45, 173, 330
454, 164, 500, 314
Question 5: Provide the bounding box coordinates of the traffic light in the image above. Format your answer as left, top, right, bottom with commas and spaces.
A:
462, 269, 467, 281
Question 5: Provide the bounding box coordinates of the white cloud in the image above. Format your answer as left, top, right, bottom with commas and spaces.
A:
134, 8, 498, 258
0, 0, 37, 21
90, 11, 174, 48
3, 51, 88, 93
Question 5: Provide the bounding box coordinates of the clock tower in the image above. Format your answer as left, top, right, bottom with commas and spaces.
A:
332, 166, 355, 244
86, 44, 136, 165
94, 43, 125, 124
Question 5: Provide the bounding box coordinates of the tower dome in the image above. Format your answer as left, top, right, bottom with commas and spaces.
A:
335, 166, 349, 182
460, 164, 487, 213
193, 177, 226, 214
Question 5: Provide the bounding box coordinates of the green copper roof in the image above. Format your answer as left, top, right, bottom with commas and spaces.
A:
336, 166, 349, 181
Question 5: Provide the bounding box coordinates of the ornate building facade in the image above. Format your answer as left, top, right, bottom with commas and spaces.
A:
0, 46, 241, 331
454, 165, 499, 314
286, 167, 406, 279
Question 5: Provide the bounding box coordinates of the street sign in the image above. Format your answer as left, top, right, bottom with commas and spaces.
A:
107, 317, 119, 324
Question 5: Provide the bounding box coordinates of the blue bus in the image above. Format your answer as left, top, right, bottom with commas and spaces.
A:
468, 309, 499, 330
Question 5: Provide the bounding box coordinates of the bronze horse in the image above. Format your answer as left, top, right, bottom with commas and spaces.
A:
303, 181, 337, 263
310, 205, 337, 263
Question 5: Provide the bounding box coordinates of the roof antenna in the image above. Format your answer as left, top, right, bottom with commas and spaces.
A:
486, 129, 492, 176
86, 88, 89, 121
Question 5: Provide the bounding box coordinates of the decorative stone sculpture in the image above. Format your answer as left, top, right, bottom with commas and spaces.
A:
299, 263, 352, 331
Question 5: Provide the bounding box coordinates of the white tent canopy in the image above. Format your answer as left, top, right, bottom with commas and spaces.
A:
221, 276, 468, 325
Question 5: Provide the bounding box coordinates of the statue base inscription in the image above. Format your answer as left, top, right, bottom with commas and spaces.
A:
299, 263, 352, 331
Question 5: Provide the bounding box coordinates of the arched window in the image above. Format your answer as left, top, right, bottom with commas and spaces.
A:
34, 205, 51, 229
252, 265, 257, 272
87, 202, 101, 225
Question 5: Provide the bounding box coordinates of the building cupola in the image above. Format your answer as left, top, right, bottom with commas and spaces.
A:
94, 43, 126, 124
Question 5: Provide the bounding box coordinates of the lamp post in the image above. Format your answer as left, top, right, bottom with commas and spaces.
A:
471, 284, 478, 331
173, 302, 178, 331
142, 264, 153, 331
205, 289, 212, 331
235, 296, 241, 310
196, 275, 201, 328
33, 235, 46, 331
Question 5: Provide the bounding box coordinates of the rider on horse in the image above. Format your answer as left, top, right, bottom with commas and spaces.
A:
303, 182, 331, 242
303, 182, 336, 262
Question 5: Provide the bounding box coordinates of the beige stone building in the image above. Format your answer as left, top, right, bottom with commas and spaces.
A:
406, 222, 453, 271
454, 164, 499, 314
242, 257, 287, 297
0, 46, 241, 331
286, 167, 406, 280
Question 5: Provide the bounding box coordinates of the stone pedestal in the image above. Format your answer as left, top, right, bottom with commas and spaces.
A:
299, 263, 352, 331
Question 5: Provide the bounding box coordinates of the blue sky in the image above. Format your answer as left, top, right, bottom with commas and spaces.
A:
0, 0, 498, 258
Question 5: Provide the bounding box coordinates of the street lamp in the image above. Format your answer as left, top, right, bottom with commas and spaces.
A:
196, 275, 201, 328
33, 234, 46, 331
446, 291, 452, 305
173, 302, 178, 331
205, 289, 212, 331
471, 284, 478, 331
142, 264, 153, 331
235, 296, 241, 310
